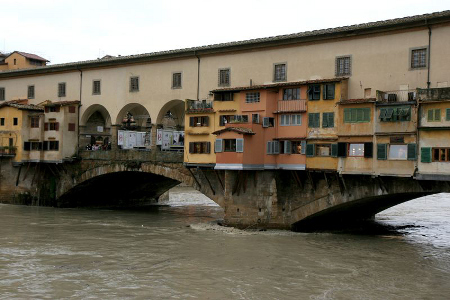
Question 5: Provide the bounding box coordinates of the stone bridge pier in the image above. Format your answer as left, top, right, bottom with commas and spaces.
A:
2, 151, 450, 231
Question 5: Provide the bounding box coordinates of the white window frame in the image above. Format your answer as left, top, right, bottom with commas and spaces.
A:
388, 144, 408, 160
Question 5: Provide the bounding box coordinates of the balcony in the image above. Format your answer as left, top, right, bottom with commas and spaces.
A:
376, 90, 417, 103
417, 87, 450, 101
0, 146, 16, 157
186, 100, 214, 113
275, 99, 307, 113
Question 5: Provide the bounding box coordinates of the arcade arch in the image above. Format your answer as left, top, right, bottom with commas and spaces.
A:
80, 104, 112, 150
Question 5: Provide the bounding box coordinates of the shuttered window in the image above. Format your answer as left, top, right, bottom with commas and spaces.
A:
236, 138, 244, 153
337, 142, 347, 157
308, 113, 320, 128
322, 112, 334, 128
421, 147, 432, 163
308, 85, 321, 100
215, 139, 223, 153
284, 140, 292, 154
0, 87, 5, 101
377, 144, 387, 160
331, 144, 338, 157
323, 84, 335, 100
189, 142, 210, 154
364, 142, 373, 158
380, 107, 411, 122
446, 109, 450, 121
306, 144, 315, 157
343, 108, 371, 123
427, 109, 441, 122
407, 143, 417, 160
267, 141, 273, 154
189, 116, 209, 127
301, 140, 307, 155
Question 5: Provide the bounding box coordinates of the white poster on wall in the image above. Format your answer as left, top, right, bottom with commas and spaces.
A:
162, 130, 172, 150
117, 130, 124, 146
156, 129, 162, 145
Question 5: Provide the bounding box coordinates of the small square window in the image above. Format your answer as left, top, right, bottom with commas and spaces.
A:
13, 118, 18, 126
172, 72, 182, 89
411, 48, 427, 69
27, 85, 35, 99
93, 80, 101, 95
218, 68, 230, 86
130, 76, 139, 92
336, 56, 351, 76
30, 117, 39, 128
274, 63, 286, 82
58, 82, 66, 97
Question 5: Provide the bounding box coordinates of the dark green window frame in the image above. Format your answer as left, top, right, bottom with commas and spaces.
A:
322, 112, 334, 128
323, 84, 335, 100
308, 113, 320, 128
427, 109, 441, 122
308, 85, 321, 100
379, 107, 411, 122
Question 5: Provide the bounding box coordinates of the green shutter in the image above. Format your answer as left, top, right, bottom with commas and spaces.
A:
427, 109, 434, 121
435, 109, 441, 121
356, 109, 363, 122
322, 113, 328, 128
377, 144, 387, 160
344, 108, 351, 123
351, 108, 357, 122
363, 108, 371, 122
308, 114, 314, 127
306, 144, 315, 157
420, 147, 432, 163
379, 108, 387, 121
446, 108, 450, 121
328, 112, 334, 128
331, 144, 338, 157
407, 143, 417, 160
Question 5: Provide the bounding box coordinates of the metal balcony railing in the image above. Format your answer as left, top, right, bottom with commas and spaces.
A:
417, 87, 450, 101
186, 100, 213, 111
0, 146, 16, 156
376, 90, 417, 103
277, 99, 307, 112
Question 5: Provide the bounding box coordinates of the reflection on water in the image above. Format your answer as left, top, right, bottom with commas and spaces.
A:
0, 187, 449, 299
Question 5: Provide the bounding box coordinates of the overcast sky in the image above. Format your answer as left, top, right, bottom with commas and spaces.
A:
0, 0, 449, 65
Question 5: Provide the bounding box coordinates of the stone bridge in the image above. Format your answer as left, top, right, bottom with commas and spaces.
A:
1, 152, 450, 231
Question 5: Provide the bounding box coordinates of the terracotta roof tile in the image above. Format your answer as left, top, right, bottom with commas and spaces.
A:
212, 127, 255, 135
16, 51, 49, 62
0, 100, 44, 111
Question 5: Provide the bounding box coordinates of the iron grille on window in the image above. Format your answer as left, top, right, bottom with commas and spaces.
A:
172, 73, 182, 88
130, 77, 139, 92
28, 85, 35, 99
336, 56, 351, 76
411, 48, 427, 68
218, 68, 230, 86
58, 83, 66, 97
274, 64, 286, 82
93, 80, 101, 95
245, 92, 260, 103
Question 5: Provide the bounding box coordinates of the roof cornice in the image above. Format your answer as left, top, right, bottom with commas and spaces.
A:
0, 10, 449, 79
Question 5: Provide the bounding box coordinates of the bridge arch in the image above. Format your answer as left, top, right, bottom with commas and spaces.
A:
156, 99, 185, 129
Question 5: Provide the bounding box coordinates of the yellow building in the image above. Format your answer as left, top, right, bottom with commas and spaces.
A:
0, 51, 49, 71
0, 100, 44, 164
306, 78, 348, 171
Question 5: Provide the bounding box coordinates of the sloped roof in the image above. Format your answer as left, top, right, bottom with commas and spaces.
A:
0, 10, 449, 78
211, 78, 346, 93
8, 51, 49, 62
0, 100, 44, 111
212, 127, 255, 135
42, 100, 81, 107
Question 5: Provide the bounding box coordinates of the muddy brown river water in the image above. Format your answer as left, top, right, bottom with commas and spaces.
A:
0, 188, 449, 299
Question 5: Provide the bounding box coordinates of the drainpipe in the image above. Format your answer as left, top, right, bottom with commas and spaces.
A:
194, 51, 200, 100
427, 24, 432, 89
76, 67, 82, 156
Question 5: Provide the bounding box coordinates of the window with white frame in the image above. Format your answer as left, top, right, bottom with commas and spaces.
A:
348, 143, 364, 157
274, 63, 286, 82
388, 144, 408, 160
291, 114, 302, 125
280, 114, 290, 126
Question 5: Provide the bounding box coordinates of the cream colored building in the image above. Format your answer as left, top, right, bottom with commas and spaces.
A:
0, 11, 449, 164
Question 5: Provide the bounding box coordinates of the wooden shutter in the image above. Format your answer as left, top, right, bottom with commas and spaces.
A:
446, 109, 450, 121
435, 109, 441, 121
206, 142, 211, 154
267, 141, 273, 154
273, 141, 280, 154
55, 106, 60, 113
420, 147, 432, 163
379, 108, 387, 121
69, 106, 76, 113
306, 144, 315, 157
189, 142, 194, 153
215, 139, 223, 153
322, 113, 328, 128
331, 144, 338, 157
44, 123, 48, 131
284, 141, 292, 154
351, 109, 357, 122
43, 141, 48, 151
45, 107, 49, 113
68, 123, 75, 131
204, 116, 209, 126
356, 109, 364, 122
236, 138, 244, 153
407, 143, 417, 160
263, 117, 269, 128
337, 142, 347, 157
55, 122, 59, 131
377, 144, 387, 160
427, 109, 434, 121
189, 117, 194, 127
24, 142, 30, 151
364, 142, 373, 158
344, 108, 351, 123
301, 140, 306, 154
